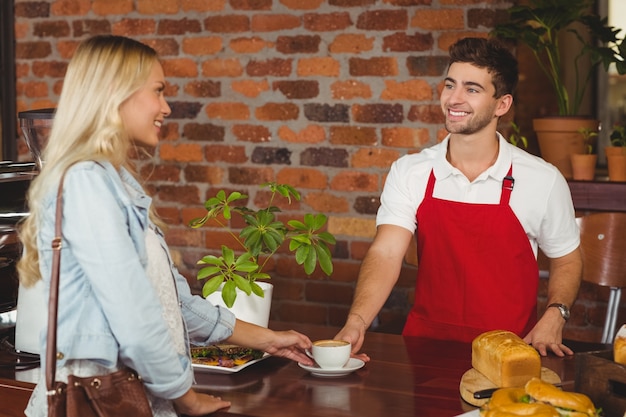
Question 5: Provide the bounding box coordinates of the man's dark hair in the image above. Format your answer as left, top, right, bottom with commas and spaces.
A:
448, 37, 518, 98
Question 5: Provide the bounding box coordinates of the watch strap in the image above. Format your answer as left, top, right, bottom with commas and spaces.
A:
547, 302, 570, 321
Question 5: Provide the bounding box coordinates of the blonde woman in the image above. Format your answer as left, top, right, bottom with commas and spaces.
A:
18, 35, 313, 417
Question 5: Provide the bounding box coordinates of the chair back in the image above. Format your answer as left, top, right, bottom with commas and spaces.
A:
579, 212, 626, 289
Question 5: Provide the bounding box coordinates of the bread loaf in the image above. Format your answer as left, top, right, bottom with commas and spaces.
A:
614, 324, 626, 365
472, 330, 541, 387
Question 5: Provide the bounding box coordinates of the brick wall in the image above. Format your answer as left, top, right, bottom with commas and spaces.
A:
13, 0, 616, 343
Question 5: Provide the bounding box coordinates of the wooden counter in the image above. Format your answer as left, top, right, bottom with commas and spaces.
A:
0, 323, 610, 417
0, 379, 34, 417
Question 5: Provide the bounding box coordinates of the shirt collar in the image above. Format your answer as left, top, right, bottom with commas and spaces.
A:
433, 132, 513, 181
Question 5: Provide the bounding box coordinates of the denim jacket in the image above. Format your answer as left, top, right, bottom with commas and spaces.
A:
36, 161, 236, 399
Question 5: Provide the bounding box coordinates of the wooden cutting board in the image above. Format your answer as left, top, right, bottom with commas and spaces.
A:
459, 367, 561, 407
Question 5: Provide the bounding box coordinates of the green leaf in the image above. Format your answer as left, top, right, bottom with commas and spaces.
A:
276, 184, 291, 200
241, 226, 262, 249
268, 219, 286, 230
303, 245, 317, 275
289, 238, 303, 251
316, 244, 333, 275
318, 231, 336, 245
197, 255, 222, 266
284, 184, 300, 201
234, 258, 260, 273
251, 272, 271, 280
241, 213, 259, 227
256, 210, 276, 225
206, 206, 221, 219
287, 219, 306, 230
205, 193, 223, 208
197, 265, 222, 280
295, 245, 310, 265
239, 224, 257, 239
202, 276, 224, 297
269, 229, 287, 244
251, 282, 265, 297
233, 274, 252, 295
290, 234, 311, 245
262, 231, 280, 252
246, 241, 263, 258
189, 215, 208, 228
316, 242, 332, 258
222, 280, 237, 308
311, 213, 327, 230
226, 191, 246, 203
222, 246, 235, 265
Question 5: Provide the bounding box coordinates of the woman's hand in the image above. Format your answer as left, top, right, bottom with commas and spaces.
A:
261, 329, 314, 365
173, 389, 230, 416
226, 320, 314, 366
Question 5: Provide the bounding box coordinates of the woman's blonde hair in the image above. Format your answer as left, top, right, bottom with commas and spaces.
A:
18, 35, 161, 287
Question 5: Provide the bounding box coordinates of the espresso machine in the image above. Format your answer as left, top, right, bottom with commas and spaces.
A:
0, 162, 34, 332
0, 108, 54, 356
0, 163, 36, 357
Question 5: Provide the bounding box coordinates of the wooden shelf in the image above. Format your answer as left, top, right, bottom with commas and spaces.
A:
568, 179, 626, 212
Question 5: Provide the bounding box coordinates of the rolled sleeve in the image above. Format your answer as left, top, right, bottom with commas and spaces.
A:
175, 270, 236, 345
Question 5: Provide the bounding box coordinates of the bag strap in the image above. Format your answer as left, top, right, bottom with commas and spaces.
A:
45, 170, 68, 394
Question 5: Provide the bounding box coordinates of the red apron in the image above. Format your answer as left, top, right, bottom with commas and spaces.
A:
402, 166, 538, 342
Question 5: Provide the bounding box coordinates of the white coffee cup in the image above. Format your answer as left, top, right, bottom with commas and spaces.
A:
309, 339, 351, 370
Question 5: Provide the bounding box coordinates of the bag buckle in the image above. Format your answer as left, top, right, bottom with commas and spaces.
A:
51, 237, 62, 250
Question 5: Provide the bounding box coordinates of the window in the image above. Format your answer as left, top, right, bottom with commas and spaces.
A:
598, 0, 626, 158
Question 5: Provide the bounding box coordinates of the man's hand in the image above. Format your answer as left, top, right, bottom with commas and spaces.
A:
523, 307, 573, 357
334, 314, 370, 363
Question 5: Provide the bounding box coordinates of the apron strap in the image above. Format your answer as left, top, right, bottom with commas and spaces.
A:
500, 165, 514, 205
425, 170, 436, 198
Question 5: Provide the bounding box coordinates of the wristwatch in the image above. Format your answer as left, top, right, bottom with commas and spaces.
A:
548, 303, 570, 321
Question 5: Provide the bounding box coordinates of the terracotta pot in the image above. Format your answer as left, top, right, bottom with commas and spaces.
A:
604, 146, 626, 158
604, 147, 626, 181
570, 154, 597, 181
607, 156, 626, 182
533, 117, 600, 179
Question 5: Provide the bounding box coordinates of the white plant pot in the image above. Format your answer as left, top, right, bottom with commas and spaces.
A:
205, 282, 273, 328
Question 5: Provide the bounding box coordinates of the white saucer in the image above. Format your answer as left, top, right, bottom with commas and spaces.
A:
298, 358, 365, 377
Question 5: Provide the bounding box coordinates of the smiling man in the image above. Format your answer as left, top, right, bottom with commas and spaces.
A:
336, 37, 582, 359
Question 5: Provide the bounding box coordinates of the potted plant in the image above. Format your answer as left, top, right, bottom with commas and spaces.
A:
609, 123, 626, 147
491, 0, 626, 178
507, 121, 529, 149
570, 127, 598, 181
190, 182, 336, 326
606, 124, 626, 181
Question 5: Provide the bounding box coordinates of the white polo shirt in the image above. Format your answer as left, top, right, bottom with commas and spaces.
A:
377, 133, 580, 259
